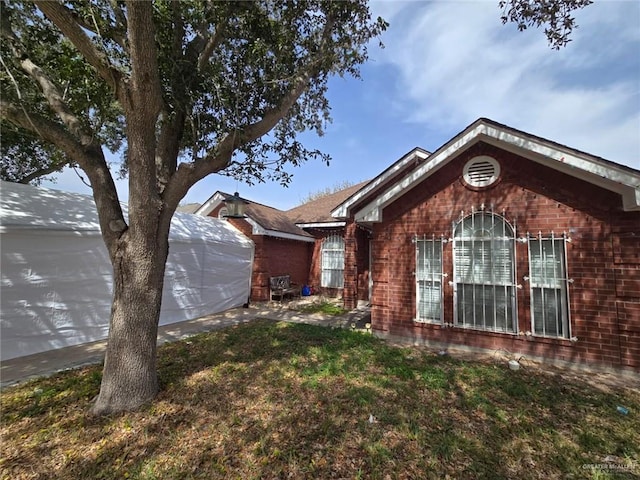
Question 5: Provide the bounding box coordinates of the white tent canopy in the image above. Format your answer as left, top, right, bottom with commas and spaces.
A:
0, 181, 254, 361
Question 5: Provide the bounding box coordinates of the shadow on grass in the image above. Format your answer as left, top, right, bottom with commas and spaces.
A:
2, 319, 639, 480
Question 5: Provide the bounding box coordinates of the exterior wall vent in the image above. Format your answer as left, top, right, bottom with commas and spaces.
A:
463, 156, 500, 188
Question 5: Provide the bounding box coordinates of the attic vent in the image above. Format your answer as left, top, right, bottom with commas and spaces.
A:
463, 156, 500, 188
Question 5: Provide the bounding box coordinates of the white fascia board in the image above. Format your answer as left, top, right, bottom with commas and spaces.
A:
483, 126, 640, 188
246, 217, 266, 235
295, 221, 346, 228
480, 127, 640, 211
623, 188, 640, 212
355, 121, 640, 223
246, 217, 315, 242
354, 127, 484, 223
194, 192, 225, 216
331, 148, 430, 219
263, 229, 316, 242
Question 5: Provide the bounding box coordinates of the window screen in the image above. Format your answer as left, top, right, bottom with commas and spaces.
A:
321, 234, 345, 288
416, 237, 443, 323
453, 212, 517, 333
528, 236, 570, 338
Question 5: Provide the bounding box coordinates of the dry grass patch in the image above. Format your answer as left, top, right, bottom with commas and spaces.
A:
2, 319, 639, 479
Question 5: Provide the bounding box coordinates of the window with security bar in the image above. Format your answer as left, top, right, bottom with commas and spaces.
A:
528, 235, 571, 338
415, 236, 443, 323
321, 234, 345, 288
453, 212, 517, 333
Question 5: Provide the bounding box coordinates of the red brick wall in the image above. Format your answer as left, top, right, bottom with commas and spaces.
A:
207, 206, 311, 302
369, 142, 640, 371
265, 237, 311, 285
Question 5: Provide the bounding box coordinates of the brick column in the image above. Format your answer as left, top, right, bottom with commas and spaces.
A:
343, 221, 358, 310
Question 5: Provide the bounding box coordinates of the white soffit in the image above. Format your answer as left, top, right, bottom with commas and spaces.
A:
355, 120, 640, 223
331, 148, 430, 219
296, 221, 346, 229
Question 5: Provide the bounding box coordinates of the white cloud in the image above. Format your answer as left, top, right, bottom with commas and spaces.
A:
371, 0, 640, 167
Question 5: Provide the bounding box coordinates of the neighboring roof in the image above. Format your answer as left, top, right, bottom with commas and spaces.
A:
195, 191, 314, 242
245, 200, 313, 238
176, 203, 201, 214
344, 118, 640, 224
0, 181, 253, 247
287, 181, 370, 225
331, 148, 430, 219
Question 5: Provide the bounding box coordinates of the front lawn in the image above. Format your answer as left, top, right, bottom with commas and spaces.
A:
1, 320, 638, 479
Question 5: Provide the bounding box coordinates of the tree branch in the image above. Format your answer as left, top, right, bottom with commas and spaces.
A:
162, 14, 338, 209
35, 1, 122, 91
22, 56, 96, 146
2, 13, 97, 150
1, 99, 127, 250
155, 2, 187, 194
17, 163, 66, 184
125, 0, 162, 118
67, 2, 128, 52
197, 24, 225, 71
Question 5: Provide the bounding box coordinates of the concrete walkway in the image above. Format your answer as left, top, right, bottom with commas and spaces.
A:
0, 301, 371, 388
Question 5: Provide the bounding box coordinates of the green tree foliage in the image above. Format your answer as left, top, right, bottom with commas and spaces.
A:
1, 0, 385, 187
500, 0, 593, 49
0, 0, 387, 414
0, 0, 592, 415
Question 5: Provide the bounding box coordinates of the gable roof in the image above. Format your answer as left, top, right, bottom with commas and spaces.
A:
287, 181, 370, 226
176, 203, 201, 214
194, 191, 314, 242
331, 148, 430, 219
338, 118, 640, 224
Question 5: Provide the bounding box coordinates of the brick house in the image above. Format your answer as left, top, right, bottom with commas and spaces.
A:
332, 118, 640, 371
196, 118, 639, 371
194, 184, 368, 302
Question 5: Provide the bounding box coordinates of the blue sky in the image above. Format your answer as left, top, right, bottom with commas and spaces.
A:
43, 0, 640, 211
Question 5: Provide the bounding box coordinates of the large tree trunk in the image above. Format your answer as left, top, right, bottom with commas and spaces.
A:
91, 232, 169, 415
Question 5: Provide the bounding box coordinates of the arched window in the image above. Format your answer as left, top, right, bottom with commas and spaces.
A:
453, 212, 517, 333
321, 234, 345, 288
218, 207, 228, 219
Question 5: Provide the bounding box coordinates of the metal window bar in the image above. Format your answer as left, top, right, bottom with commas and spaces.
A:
415, 235, 443, 323
321, 234, 345, 288
453, 210, 516, 333
528, 232, 570, 338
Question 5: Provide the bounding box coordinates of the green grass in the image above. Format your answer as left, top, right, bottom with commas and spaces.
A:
296, 300, 348, 316
1, 319, 639, 479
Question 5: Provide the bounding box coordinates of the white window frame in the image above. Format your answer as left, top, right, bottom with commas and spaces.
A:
453, 211, 518, 334
527, 233, 572, 339
415, 236, 444, 323
321, 234, 345, 288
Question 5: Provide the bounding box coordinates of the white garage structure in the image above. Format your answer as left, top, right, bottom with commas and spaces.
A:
0, 181, 254, 361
